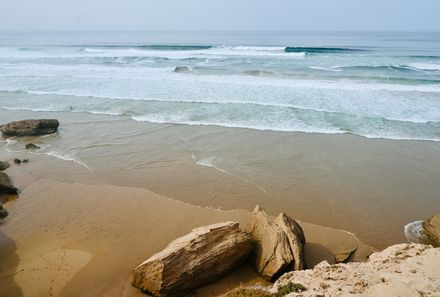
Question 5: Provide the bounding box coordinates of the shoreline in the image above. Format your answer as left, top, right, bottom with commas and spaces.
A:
0, 153, 373, 297
1, 109, 440, 248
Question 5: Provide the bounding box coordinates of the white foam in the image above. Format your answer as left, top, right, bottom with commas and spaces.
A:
408, 63, 440, 71
42, 150, 91, 170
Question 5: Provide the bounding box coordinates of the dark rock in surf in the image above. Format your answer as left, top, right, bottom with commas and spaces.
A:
14, 159, 21, 165
25, 143, 40, 150
0, 119, 59, 136
0, 161, 10, 171
174, 66, 192, 73
0, 172, 18, 195
0, 205, 8, 220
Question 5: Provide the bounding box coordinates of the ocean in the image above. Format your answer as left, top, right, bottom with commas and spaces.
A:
0, 31, 439, 141
1, 31, 440, 247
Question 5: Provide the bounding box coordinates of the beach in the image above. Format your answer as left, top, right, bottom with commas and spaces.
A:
1, 31, 440, 296
0, 148, 373, 297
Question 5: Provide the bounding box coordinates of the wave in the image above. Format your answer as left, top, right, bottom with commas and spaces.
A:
407, 63, 440, 71
285, 47, 361, 54
39, 150, 91, 170
336, 64, 440, 72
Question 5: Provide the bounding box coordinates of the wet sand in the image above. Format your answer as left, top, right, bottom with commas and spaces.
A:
1, 109, 440, 248
0, 153, 371, 297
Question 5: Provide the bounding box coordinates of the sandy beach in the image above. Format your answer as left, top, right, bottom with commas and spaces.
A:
0, 149, 372, 297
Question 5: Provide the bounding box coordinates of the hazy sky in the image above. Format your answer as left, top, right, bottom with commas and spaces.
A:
1, 0, 440, 31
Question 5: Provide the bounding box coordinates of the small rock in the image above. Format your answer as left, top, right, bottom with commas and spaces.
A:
335, 247, 358, 263
0, 161, 10, 171
0, 172, 18, 195
25, 143, 40, 150
174, 66, 192, 73
14, 159, 21, 164
405, 215, 440, 247
0, 205, 8, 220
22, 159, 29, 163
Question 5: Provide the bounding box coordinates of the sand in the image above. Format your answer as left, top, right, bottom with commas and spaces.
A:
0, 152, 372, 297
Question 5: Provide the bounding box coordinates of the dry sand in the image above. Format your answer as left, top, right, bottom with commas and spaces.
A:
0, 155, 372, 297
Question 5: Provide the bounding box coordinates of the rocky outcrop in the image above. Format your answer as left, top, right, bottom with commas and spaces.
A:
405, 214, 440, 247
249, 206, 306, 280
227, 244, 440, 297
25, 143, 40, 150
132, 221, 252, 297
0, 172, 18, 195
0, 119, 59, 136
0, 161, 10, 171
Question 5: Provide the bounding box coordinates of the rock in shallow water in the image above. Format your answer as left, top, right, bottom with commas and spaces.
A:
405, 215, 440, 247
250, 205, 306, 280
0, 205, 8, 220
0, 119, 59, 136
0, 172, 18, 195
132, 221, 252, 297
0, 161, 10, 171
25, 143, 40, 150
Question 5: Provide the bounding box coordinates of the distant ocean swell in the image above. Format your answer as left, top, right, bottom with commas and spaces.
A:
1, 42, 440, 141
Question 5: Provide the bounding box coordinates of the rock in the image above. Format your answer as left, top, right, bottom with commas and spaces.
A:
25, 143, 40, 150
132, 221, 252, 297
405, 215, 440, 247
423, 214, 440, 247
0, 172, 18, 195
0, 161, 10, 171
22, 159, 29, 163
249, 206, 306, 280
174, 66, 192, 73
0, 205, 7, 220
404, 221, 427, 244
14, 159, 21, 164
335, 247, 358, 263
0, 119, 59, 136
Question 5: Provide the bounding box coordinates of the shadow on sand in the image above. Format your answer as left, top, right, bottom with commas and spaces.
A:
0, 230, 23, 297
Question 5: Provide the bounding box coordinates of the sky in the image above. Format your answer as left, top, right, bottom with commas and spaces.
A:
1, 0, 440, 32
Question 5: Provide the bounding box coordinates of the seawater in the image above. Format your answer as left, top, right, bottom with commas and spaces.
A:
0, 31, 439, 141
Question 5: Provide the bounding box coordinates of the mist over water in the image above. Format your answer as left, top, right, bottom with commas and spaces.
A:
0, 31, 440, 141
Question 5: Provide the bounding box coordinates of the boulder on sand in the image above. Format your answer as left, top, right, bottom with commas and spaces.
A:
0, 172, 18, 195
249, 205, 306, 280
132, 221, 252, 297
0, 119, 59, 136
0, 161, 10, 171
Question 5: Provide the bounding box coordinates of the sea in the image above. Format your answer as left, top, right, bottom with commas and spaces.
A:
0, 31, 439, 141
1, 31, 440, 247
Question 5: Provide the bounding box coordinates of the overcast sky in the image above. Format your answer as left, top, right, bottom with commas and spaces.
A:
1, 0, 440, 31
